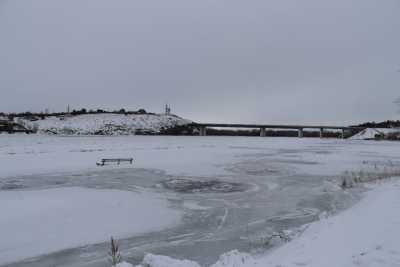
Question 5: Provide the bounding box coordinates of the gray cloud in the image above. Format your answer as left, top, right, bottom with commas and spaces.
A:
1, 0, 399, 124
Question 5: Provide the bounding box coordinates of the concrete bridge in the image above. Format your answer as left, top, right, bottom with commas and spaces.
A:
189, 123, 365, 138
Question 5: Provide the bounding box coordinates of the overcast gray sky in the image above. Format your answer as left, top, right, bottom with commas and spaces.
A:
1, 0, 399, 124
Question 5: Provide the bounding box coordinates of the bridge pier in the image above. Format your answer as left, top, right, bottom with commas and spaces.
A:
199, 126, 207, 136
319, 128, 324, 138
341, 129, 346, 139
298, 128, 304, 138
260, 128, 266, 137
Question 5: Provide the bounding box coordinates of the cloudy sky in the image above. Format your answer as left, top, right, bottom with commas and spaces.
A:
1, 0, 399, 124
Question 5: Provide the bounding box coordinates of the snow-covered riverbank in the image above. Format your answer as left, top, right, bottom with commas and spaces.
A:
125, 178, 400, 267
249, 178, 400, 267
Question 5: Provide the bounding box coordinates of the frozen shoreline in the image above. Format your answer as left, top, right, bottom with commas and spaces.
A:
130, 179, 400, 267
244, 178, 400, 267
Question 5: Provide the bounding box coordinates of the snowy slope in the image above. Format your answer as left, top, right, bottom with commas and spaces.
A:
349, 128, 400, 140
238, 179, 400, 267
17, 113, 191, 135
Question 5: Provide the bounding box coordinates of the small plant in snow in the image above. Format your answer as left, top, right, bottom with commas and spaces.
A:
340, 161, 400, 189
341, 178, 348, 189
109, 237, 122, 266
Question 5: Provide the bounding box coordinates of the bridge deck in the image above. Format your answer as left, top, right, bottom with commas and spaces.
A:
189, 123, 364, 130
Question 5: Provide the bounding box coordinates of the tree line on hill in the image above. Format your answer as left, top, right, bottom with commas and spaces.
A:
0, 108, 152, 120
354, 120, 400, 128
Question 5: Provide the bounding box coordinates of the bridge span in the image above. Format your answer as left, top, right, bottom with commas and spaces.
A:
188, 123, 365, 138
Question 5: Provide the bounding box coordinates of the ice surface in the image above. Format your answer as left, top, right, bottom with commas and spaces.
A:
131, 179, 400, 267
2, 135, 400, 179
211, 178, 400, 267
0, 187, 181, 265
1, 135, 400, 267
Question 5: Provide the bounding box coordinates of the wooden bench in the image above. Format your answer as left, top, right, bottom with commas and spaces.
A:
97, 158, 133, 166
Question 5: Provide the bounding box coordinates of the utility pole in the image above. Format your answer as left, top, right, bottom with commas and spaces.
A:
165, 104, 171, 115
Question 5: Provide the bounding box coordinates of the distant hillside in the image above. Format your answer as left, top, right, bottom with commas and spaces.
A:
354, 120, 400, 128
16, 113, 191, 135
349, 128, 400, 140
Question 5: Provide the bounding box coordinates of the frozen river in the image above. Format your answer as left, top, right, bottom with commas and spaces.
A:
1, 135, 400, 267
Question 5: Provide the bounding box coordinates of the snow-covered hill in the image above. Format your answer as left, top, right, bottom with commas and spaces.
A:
17, 113, 191, 135
349, 128, 400, 140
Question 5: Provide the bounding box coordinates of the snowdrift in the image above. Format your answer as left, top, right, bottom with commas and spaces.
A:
349, 128, 400, 140
17, 113, 191, 135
